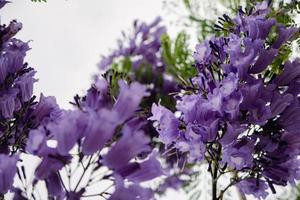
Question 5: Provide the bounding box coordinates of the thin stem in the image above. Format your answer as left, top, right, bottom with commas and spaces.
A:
218, 172, 241, 200
212, 161, 218, 200
87, 176, 114, 187
65, 165, 71, 190
58, 172, 68, 192
73, 155, 93, 192
218, 180, 236, 200
82, 184, 113, 199
83, 193, 109, 199
211, 142, 222, 200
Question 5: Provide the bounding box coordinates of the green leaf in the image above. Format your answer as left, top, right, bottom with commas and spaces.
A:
111, 57, 132, 74
161, 32, 197, 83
183, 0, 191, 9
161, 34, 175, 68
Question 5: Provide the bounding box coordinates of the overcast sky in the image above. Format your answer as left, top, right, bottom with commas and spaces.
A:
1, 0, 165, 108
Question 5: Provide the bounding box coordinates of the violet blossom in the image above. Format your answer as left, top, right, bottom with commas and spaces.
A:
150, 1, 300, 199
22, 78, 164, 199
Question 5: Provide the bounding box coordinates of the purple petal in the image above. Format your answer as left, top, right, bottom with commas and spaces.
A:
250, 48, 278, 74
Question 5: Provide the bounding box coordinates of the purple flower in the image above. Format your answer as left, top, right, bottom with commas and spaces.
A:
225, 35, 263, 78
150, 2, 300, 197
176, 94, 202, 123
206, 88, 223, 112
250, 48, 278, 74
82, 109, 119, 155
273, 59, 300, 86
125, 153, 164, 183
222, 137, 254, 170
272, 25, 298, 49
0, 154, 18, 193
223, 91, 243, 120
12, 187, 27, 200
114, 80, 148, 123
246, 18, 275, 40
220, 122, 246, 145
286, 78, 300, 96
14, 70, 36, 102
0, 56, 8, 84
1, 20, 22, 42
84, 77, 110, 110
278, 99, 300, 133
109, 176, 154, 200
255, 135, 278, 152
35, 155, 71, 179
0, 88, 18, 118
193, 41, 212, 65
98, 55, 114, 71
45, 173, 64, 198
254, 1, 270, 16
220, 73, 238, 97
184, 141, 206, 162
240, 80, 271, 124
149, 103, 180, 145
236, 178, 268, 200
97, 17, 166, 73
65, 189, 85, 200
262, 160, 300, 186
269, 91, 293, 118
49, 110, 87, 155
3, 39, 30, 74
26, 126, 48, 156
30, 94, 61, 127
0, 0, 9, 9
103, 129, 150, 170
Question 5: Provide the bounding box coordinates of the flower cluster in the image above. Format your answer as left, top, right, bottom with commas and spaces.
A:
98, 17, 178, 100
0, 4, 179, 197
98, 17, 166, 73
0, 1, 38, 195
0, 18, 36, 141
95, 17, 195, 194
18, 77, 164, 199
150, 1, 300, 199
0, 2, 73, 196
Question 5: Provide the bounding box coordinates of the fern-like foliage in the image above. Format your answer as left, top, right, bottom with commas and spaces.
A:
161, 31, 197, 84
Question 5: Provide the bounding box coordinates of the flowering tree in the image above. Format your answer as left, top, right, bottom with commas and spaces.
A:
151, 1, 300, 199
1, 0, 300, 200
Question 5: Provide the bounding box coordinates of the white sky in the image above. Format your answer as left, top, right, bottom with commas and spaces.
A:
1, 0, 165, 108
